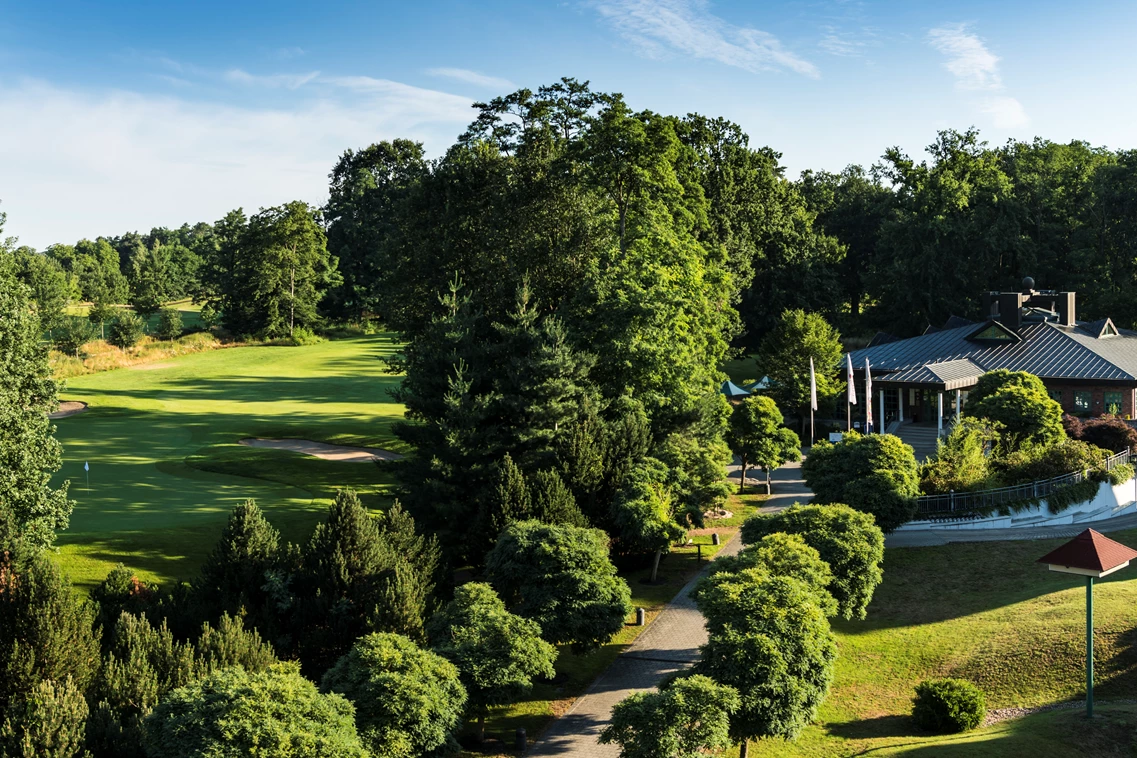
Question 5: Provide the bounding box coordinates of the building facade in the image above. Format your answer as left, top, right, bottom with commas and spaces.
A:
847, 282, 1137, 432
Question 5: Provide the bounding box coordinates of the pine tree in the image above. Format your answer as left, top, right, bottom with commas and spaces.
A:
0, 676, 89, 758
197, 499, 281, 624
91, 564, 155, 642
0, 552, 100, 716
0, 259, 72, 548
295, 490, 428, 674
474, 454, 532, 557
527, 469, 588, 527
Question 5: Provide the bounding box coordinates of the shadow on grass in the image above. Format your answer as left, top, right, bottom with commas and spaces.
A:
826, 715, 924, 741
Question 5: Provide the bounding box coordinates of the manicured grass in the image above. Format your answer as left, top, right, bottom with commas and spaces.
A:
722, 355, 761, 386
50, 334, 405, 589
65, 297, 206, 331
737, 527, 1137, 756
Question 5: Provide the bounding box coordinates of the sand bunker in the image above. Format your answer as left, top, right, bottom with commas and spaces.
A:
132, 362, 176, 371
49, 401, 88, 419
238, 438, 404, 462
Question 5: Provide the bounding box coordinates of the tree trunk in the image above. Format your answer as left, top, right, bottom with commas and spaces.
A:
738, 459, 748, 494
739, 740, 749, 758
650, 550, 662, 583
765, 468, 772, 496
477, 713, 486, 744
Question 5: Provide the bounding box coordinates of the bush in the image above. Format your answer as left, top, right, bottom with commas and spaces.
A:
967, 370, 1047, 406
52, 317, 97, 356
993, 439, 1108, 485
0, 676, 89, 758
912, 678, 986, 733
199, 303, 220, 329
154, 308, 183, 341
802, 432, 919, 531
284, 326, 320, 346
919, 418, 994, 494
1108, 462, 1134, 486
142, 663, 367, 758
971, 383, 1064, 452
1073, 414, 1137, 454
106, 311, 145, 349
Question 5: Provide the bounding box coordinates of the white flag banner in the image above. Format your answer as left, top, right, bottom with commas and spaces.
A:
84, 461, 89, 472
864, 358, 873, 431
846, 354, 856, 405
809, 357, 818, 412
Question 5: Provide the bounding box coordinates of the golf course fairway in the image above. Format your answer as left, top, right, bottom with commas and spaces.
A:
49, 333, 405, 589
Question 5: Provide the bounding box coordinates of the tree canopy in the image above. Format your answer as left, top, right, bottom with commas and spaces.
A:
802, 432, 920, 532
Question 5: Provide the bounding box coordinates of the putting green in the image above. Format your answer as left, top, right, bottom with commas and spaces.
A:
50, 334, 405, 589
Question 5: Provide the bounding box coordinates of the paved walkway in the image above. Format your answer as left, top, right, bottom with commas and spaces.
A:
726, 455, 813, 512
887, 511, 1137, 548
526, 534, 744, 756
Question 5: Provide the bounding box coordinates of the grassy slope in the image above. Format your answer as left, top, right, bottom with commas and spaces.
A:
51, 333, 404, 588
735, 528, 1137, 757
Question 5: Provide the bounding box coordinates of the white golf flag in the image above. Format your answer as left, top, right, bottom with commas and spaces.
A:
809, 357, 818, 411
864, 358, 873, 431
846, 354, 856, 405
84, 461, 89, 472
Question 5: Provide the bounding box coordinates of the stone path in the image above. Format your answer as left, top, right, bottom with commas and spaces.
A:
887, 511, 1137, 548
526, 534, 744, 756
726, 454, 813, 512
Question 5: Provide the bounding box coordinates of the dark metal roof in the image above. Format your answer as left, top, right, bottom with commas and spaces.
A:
847, 320, 1137, 382
1037, 529, 1137, 573
867, 331, 901, 348
943, 315, 975, 330
876, 359, 984, 390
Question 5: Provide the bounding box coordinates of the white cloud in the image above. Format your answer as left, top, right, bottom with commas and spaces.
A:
981, 95, 1029, 128
927, 24, 1001, 90
593, 0, 819, 78
426, 67, 515, 90
0, 77, 475, 248
224, 68, 321, 89
818, 26, 878, 57
927, 23, 1028, 128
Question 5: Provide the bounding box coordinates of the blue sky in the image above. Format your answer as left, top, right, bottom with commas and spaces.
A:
2, 0, 1136, 248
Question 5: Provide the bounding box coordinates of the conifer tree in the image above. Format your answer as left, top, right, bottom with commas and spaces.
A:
197, 499, 281, 624
0, 676, 89, 758
0, 259, 71, 548
0, 553, 99, 717
91, 564, 156, 642
474, 454, 532, 556
527, 469, 588, 527
295, 490, 428, 674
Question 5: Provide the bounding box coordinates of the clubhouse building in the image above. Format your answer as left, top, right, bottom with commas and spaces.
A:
847, 280, 1137, 435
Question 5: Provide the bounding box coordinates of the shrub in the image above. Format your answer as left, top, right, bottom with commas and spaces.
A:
199, 303, 220, 329
154, 308, 183, 341
967, 370, 1047, 406
993, 439, 1108, 485
600, 674, 739, 758
1108, 462, 1134, 486
284, 326, 320, 345
52, 317, 97, 356
321, 633, 466, 758
142, 663, 367, 758
802, 432, 919, 531
1076, 414, 1137, 453
912, 678, 986, 733
739, 504, 885, 620
919, 418, 994, 494
106, 311, 144, 349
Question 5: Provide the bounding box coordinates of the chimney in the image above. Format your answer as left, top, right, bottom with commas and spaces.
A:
998, 292, 1023, 330
1056, 292, 1076, 327
980, 293, 1000, 320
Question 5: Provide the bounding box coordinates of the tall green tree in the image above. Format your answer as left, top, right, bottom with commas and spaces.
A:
727, 394, 801, 494
740, 504, 885, 620
427, 583, 556, 743
142, 663, 368, 758
0, 258, 72, 548
487, 520, 632, 653
0, 677, 89, 758
321, 633, 466, 758
694, 569, 837, 756
196, 499, 281, 625
802, 432, 920, 532
599, 674, 740, 758
756, 309, 843, 437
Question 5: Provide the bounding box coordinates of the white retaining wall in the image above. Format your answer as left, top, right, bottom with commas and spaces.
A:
898, 476, 1137, 531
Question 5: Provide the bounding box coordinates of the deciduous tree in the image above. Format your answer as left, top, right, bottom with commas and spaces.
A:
727, 394, 801, 494
599, 674, 739, 758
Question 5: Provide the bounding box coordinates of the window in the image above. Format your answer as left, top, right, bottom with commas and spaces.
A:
1048, 389, 1063, 405
1104, 391, 1124, 415
1075, 391, 1092, 413
969, 325, 1017, 342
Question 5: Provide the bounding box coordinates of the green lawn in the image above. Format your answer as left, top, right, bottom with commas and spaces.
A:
51, 333, 405, 589
739, 528, 1137, 757
65, 297, 207, 331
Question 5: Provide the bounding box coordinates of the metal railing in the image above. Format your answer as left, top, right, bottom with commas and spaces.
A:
915, 449, 1132, 517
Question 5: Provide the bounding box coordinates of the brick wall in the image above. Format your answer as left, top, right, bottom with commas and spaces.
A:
1045, 384, 1136, 419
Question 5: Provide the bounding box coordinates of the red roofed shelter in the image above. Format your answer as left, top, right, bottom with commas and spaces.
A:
1037, 529, 1137, 717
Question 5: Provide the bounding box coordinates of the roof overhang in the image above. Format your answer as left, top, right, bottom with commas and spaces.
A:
1036, 529, 1137, 578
